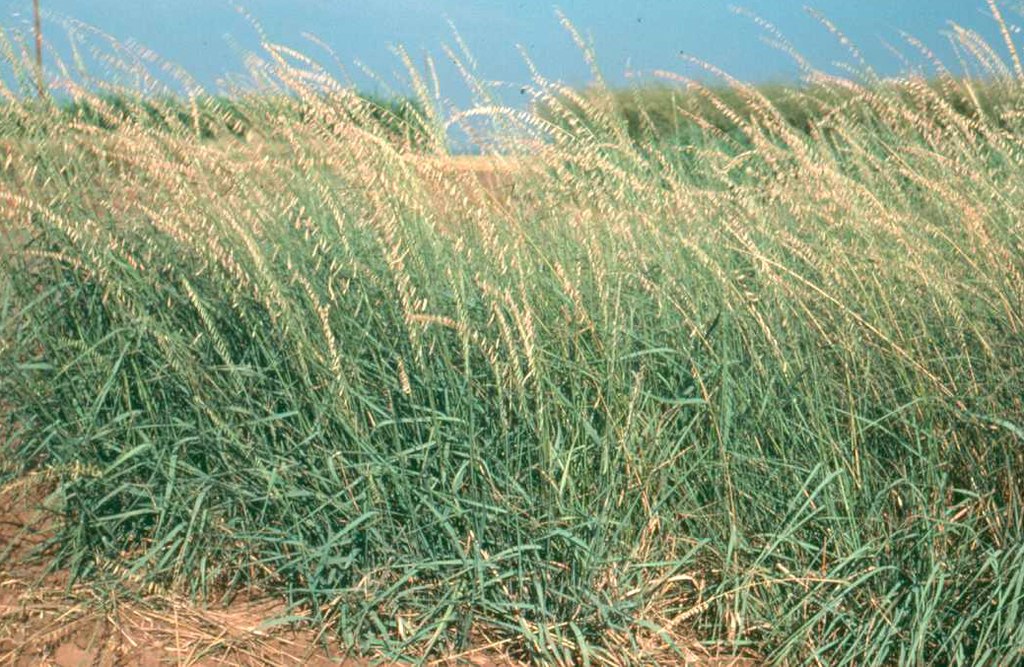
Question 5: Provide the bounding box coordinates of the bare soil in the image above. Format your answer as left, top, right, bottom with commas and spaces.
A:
0, 486, 387, 666
1, 485, 760, 666
0, 474, 566, 666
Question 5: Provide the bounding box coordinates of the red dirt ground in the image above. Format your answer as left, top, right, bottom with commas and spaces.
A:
0, 484, 379, 666
1, 485, 760, 666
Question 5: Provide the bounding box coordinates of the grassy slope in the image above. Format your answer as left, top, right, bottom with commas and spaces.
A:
2, 26, 1024, 667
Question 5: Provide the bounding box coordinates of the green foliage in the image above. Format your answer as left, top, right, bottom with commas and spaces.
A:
2, 17, 1024, 666
536, 78, 1024, 149
0, 90, 431, 148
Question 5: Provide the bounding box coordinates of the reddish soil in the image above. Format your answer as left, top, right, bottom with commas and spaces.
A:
406, 155, 531, 210
0, 481, 557, 666
0, 485, 375, 666
0, 486, 759, 666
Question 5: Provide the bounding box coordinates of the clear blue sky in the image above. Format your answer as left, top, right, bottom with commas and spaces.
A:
0, 1, 1016, 104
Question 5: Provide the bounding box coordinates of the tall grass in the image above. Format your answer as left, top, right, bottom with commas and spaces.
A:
535, 77, 1024, 149
2, 7, 1024, 665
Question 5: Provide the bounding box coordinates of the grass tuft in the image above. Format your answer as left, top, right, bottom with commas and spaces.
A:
2, 7, 1024, 664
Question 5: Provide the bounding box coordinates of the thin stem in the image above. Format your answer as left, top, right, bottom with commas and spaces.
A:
33, 0, 44, 98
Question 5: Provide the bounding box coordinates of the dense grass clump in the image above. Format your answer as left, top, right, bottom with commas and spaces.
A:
2, 12, 1024, 666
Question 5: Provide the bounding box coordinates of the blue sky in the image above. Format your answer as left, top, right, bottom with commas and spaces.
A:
0, 1, 1016, 105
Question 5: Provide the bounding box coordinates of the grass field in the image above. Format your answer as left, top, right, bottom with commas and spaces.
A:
2, 8, 1024, 666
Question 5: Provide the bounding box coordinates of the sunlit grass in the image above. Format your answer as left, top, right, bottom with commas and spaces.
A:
2, 7, 1024, 665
